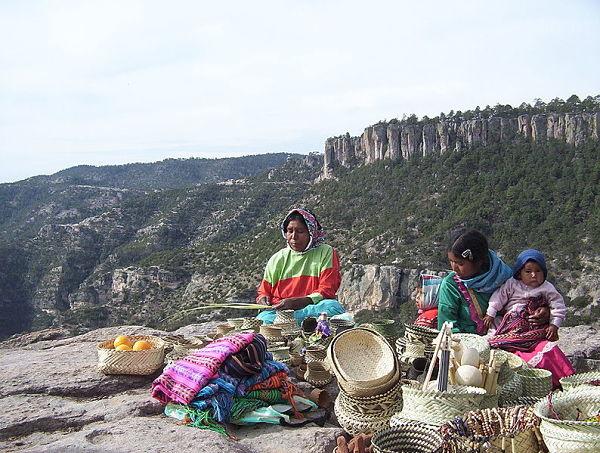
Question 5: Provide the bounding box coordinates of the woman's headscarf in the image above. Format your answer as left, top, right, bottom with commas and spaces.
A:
459, 250, 513, 294
280, 208, 326, 252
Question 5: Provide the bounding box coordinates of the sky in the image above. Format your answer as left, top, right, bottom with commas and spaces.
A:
1, 1, 599, 183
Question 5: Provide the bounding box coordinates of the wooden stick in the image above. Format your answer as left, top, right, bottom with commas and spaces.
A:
422, 322, 447, 390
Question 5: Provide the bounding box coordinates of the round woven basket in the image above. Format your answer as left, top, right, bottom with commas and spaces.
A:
396, 382, 487, 426
260, 325, 283, 337
372, 424, 443, 453
516, 368, 552, 399
334, 396, 393, 435
240, 317, 263, 332
560, 371, 600, 391
305, 361, 333, 387
454, 333, 490, 363
273, 309, 296, 325
534, 387, 600, 452
441, 406, 541, 453
338, 380, 402, 416
97, 335, 165, 375
227, 318, 246, 329
337, 362, 400, 398
404, 323, 439, 343
328, 327, 397, 389
216, 323, 235, 335
304, 345, 328, 363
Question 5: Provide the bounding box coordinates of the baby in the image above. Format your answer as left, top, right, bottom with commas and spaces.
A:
484, 249, 566, 348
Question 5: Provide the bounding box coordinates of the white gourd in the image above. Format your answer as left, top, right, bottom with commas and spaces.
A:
456, 365, 483, 387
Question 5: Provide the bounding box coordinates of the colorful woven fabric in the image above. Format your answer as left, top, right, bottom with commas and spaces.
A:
151, 331, 255, 405
489, 295, 550, 352
453, 274, 488, 335
246, 389, 287, 404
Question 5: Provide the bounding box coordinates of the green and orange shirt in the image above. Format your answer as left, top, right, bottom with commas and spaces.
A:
257, 244, 341, 305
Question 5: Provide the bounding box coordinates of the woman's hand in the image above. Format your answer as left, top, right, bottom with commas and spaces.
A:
483, 315, 494, 330
546, 324, 559, 341
528, 306, 550, 327
257, 296, 271, 306
272, 297, 312, 311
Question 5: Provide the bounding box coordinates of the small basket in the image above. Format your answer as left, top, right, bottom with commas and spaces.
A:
499, 371, 524, 407
305, 361, 333, 387
494, 349, 526, 385
373, 423, 443, 453
560, 371, 600, 391
334, 397, 393, 435
454, 333, 490, 363
534, 387, 600, 452
273, 309, 296, 325
516, 368, 552, 399
240, 317, 263, 332
304, 345, 328, 363
396, 382, 486, 427
97, 335, 165, 375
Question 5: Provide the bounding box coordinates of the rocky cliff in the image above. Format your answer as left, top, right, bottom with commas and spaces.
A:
323, 111, 600, 177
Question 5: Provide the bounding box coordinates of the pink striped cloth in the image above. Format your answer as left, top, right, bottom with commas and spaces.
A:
151, 331, 255, 405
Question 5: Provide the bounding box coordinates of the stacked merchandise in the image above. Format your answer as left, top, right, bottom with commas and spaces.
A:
151, 331, 303, 434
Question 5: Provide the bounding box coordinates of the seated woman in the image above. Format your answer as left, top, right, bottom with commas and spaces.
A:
256, 208, 345, 325
437, 228, 574, 388
437, 229, 513, 334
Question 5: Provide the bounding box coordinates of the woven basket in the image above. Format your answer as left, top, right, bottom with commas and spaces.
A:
240, 317, 263, 332
516, 368, 552, 399
454, 333, 490, 363
441, 406, 542, 453
227, 318, 246, 329
328, 327, 397, 389
560, 371, 600, 391
373, 424, 443, 453
305, 361, 333, 387
338, 380, 403, 416
337, 363, 400, 398
304, 345, 328, 363
534, 387, 600, 452
499, 371, 524, 407
334, 396, 393, 435
273, 309, 296, 325
404, 323, 439, 342
216, 323, 235, 335
97, 335, 165, 375
396, 382, 486, 426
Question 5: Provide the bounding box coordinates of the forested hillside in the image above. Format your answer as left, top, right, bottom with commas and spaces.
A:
1, 132, 598, 339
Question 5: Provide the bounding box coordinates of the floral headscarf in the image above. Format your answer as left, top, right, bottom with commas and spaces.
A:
280, 208, 326, 252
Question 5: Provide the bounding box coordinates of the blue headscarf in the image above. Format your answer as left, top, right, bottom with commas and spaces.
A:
459, 250, 512, 294
512, 249, 547, 279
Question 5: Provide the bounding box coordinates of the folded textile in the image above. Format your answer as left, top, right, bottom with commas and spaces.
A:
151, 331, 255, 405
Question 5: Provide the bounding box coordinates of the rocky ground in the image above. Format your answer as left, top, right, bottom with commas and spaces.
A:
1, 323, 599, 453
0, 325, 342, 453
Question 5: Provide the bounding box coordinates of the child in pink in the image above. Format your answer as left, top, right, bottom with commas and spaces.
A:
485, 249, 574, 388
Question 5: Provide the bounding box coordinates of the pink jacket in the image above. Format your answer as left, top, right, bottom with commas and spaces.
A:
487, 277, 566, 327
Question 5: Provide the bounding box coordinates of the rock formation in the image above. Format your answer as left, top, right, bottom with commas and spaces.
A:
323, 112, 600, 177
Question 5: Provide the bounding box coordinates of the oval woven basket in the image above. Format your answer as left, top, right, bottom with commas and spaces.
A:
560, 371, 600, 391
97, 335, 165, 375
304, 345, 328, 363
396, 382, 486, 427
372, 423, 443, 453
516, 368, 552, 399
454, 333, 490, 363
404, 323, 439, 342
534, 387, 600, 452
240, 317, 263, 332
328, 327, 397, 389
337, 363, 400, 398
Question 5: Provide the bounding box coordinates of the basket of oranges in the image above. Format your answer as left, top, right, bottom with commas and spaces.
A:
97, 335, 166, 375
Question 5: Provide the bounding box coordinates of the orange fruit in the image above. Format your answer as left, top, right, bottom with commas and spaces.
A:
115, 344, 132, 351
132, 340, 152, 351
114, 335, 132, 349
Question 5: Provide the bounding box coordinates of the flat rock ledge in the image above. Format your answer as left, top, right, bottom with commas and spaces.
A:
1, 323, 598, 452
0, 326, 342, 453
